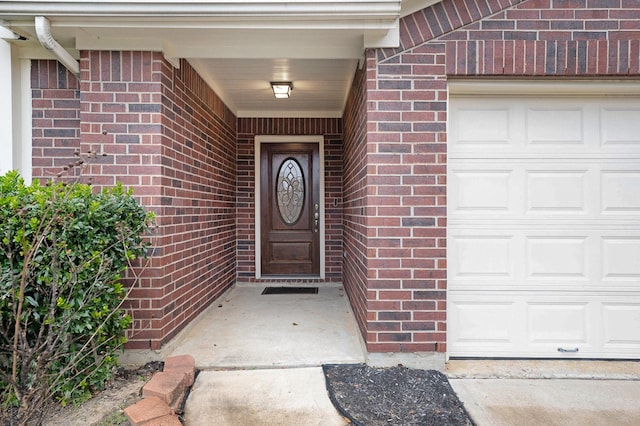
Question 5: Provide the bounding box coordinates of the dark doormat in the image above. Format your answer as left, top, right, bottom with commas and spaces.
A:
261, 286, 319, 295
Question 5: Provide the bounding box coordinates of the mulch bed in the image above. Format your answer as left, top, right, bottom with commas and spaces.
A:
323, 364, 474, 426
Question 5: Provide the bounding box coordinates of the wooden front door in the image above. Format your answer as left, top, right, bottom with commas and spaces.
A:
260, 143, 320, 275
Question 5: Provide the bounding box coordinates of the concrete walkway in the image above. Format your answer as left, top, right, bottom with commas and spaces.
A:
448, 360, 640, 426
451, 378, 640, 426
184, 368, 347, 426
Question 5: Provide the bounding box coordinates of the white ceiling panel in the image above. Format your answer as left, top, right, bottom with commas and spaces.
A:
190, 57, 358, 117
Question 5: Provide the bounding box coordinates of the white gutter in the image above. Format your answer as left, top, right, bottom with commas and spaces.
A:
0, 2, 402, 19
34, 16, 79, 77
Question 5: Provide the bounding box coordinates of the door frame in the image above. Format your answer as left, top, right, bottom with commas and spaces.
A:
255, 135, 325, 279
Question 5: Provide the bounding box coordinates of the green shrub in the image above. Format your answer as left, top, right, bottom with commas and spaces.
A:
0, 170, 153, 424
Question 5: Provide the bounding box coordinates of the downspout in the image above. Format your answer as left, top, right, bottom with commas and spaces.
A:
34, 16, 79, 77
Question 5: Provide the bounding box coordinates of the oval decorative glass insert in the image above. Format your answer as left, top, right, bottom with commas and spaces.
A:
276, 158, 305, 224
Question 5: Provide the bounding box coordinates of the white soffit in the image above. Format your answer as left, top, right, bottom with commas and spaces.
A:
190, 57, 359, 117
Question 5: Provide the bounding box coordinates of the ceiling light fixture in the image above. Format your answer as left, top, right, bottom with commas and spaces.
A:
271, 81, 293, 99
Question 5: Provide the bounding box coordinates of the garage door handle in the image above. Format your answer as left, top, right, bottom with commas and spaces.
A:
557, 347, 579, 353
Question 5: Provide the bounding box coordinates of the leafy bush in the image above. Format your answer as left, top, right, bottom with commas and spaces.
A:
0, 170, 153, 424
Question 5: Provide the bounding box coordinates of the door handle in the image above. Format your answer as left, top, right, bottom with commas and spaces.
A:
314, 203, 319, 232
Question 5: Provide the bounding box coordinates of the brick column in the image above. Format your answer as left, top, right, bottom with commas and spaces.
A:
364, 47, 448, 353
79, 52, 237, 350
79, 50, 166, 349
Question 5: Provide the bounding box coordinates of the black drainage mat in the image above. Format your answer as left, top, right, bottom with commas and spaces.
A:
261, 286, 319, 295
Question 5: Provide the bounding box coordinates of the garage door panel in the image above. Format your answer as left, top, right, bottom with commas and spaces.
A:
527, 303, 589, 345
450, 230, 640, 293
451, 98, 640, 155
526, 107, 585, 146
526, 237, 588, 280
449, 89, 640, 359
601, 107, 640, 147
449, 299, 521, 354
526, 171, 587, 213
455, 107, 512, 146
454, 302, 515, 342
602, 238, 640, 281
450, 293, 640, 358
601, 171, 640, 213
453, 170, 513, 212
602, 304, 640, 349
453, 162, 640, 221
450, 235, 514, 280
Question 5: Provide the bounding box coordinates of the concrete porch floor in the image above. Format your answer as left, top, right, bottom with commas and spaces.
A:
167, 284, 363, 425
168, 283, 366, 369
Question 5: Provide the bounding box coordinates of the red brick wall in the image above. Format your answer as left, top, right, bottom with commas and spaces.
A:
236, 118, 343, 283
78, 51, 236, 349
341, 62, 372, 345
444, 1, 640, 76
31, 60, 80, 180
155, 58, 237, 347
385, 0, 640, 75
363, 0, 640, 353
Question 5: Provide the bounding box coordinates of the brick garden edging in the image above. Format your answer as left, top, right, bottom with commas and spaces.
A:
124, 354, 195, 425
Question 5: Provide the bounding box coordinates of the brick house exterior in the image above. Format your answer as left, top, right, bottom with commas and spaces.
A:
349, 0, 640, 355
4, 0, 640, 360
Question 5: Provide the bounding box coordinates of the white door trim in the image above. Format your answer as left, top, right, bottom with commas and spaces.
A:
254, 135, 325, 279
448, 79, 640, 96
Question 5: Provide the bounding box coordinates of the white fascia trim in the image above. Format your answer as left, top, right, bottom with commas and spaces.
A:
364, 20, 399, 48
1, 1, 402, 19
14, 44, 80, 60
400, 0, 442, 18
51, 16, 402, 30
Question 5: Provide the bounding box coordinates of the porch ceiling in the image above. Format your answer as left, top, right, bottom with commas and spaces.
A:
1, 0, 440, 118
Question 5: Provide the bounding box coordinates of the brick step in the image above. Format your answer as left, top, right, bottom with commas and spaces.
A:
124, 354, 197, 425
164, 354, 196, 387
124, 396, 175, 426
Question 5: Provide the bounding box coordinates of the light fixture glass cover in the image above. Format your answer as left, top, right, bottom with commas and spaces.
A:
271, 82, 293, 98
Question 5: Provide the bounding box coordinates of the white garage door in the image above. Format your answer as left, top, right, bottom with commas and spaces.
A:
447, 82, 640, 358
